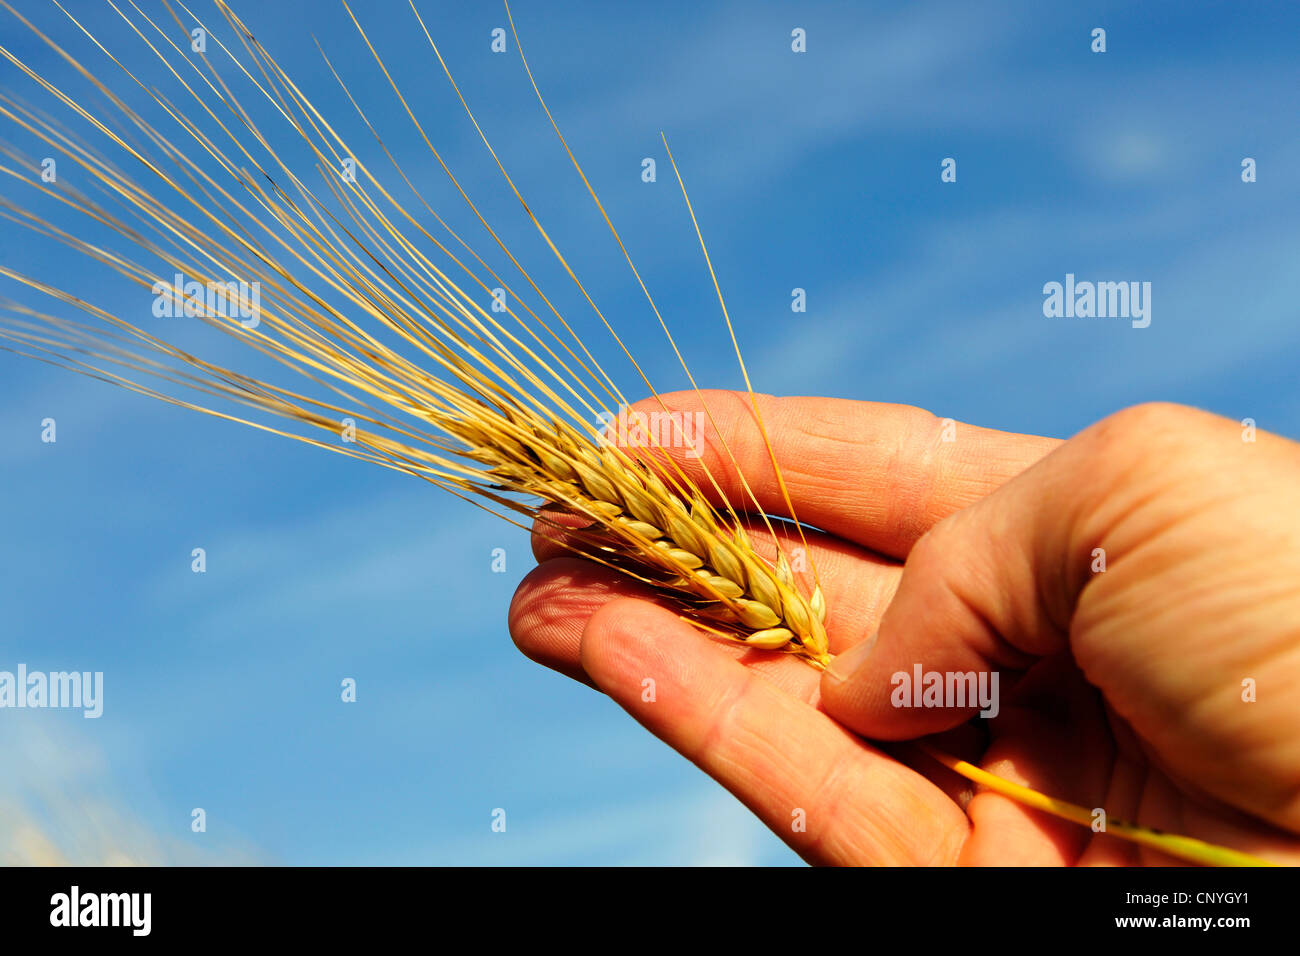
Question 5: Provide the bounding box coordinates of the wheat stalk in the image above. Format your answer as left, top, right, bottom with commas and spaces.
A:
0, 0, 1276, 866
0, 0, 829, 665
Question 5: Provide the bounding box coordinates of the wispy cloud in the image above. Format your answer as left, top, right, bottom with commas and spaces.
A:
2, 0, 1296, 867
0, 714, 263, 865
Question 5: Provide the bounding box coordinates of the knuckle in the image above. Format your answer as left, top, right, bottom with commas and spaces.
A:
1100, 401, 1197, 440
905, 514, 960, 570
1081, 401, 1206, 481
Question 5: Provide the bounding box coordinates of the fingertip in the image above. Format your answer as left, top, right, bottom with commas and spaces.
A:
819, 644, 896, 737
823, 629, 877, 685
819, 631, 988, 741
508, 559, 657, 687
578, 597, 692, 694
529, 508, 595, 562
507, 561, 591, 684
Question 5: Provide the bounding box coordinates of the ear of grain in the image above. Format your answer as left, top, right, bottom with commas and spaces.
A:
0, 0, 1272, 866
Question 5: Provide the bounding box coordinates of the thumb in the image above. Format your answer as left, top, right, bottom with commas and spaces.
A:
817, 403, 1172, 740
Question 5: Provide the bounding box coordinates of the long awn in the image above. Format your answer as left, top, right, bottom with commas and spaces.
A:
0, 0, 1276, 866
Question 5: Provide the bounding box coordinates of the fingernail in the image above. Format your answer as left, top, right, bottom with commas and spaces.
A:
825, 630, 877, 684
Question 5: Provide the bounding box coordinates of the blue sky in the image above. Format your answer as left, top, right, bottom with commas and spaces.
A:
1, 0, 1297, 865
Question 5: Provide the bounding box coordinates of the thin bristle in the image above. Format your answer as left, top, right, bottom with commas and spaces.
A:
0, 0, 828, 663
0, 0, 1275, 868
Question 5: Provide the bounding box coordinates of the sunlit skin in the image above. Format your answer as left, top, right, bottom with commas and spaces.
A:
509, 392, 1300, 865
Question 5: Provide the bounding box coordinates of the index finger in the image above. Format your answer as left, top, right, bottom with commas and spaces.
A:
613, 390, 1060, 559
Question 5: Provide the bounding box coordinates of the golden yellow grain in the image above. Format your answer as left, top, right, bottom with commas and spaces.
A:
0, 0, 1273, 866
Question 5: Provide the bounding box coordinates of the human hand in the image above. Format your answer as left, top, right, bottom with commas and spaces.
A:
509, 393, 1300, 864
